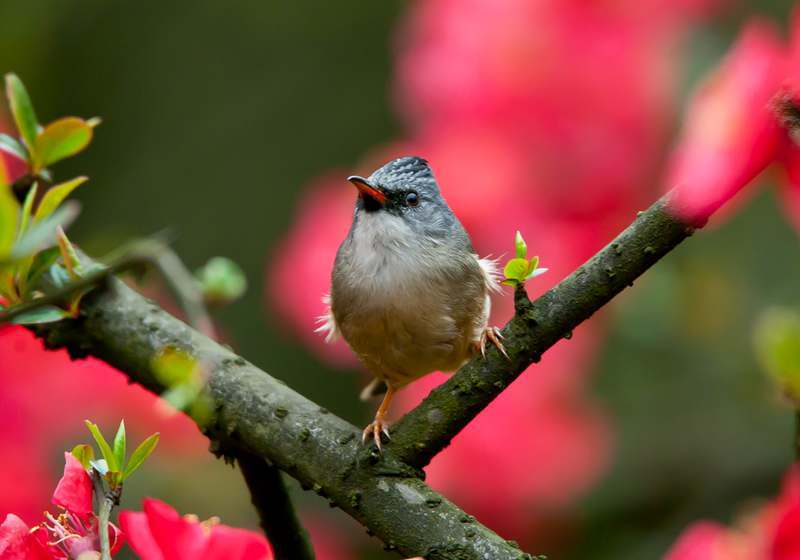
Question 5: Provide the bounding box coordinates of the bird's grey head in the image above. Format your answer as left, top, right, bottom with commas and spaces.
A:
346, 156, 461, 242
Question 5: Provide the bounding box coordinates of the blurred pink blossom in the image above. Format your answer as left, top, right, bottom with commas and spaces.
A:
0, 326, 205, 523
667, 21, 786, 224
267, 0, 715, 545
665, 465, 800, 560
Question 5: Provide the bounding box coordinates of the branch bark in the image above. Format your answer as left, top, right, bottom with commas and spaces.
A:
238, 451, 316, 560
390, 193, 695, 467
36, 270, 532, 559
30, 190, 698, 559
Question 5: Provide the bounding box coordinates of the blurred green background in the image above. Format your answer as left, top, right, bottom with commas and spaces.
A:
1, 1, 799, 558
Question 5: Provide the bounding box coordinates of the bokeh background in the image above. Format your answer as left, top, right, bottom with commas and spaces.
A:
2, 1, 800, 558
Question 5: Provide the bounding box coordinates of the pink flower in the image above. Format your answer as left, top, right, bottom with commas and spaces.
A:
0, 146, 26, 187
51, 453, 93, 519
119, 498, 272, 560
0, 514, 52, 560
0, 326, 206, 522
666, 21, 786, 224
0, 452, 123, 559
665, 465, 800, 560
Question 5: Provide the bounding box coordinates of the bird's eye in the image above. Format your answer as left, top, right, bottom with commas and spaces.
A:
405, 191, 419, 207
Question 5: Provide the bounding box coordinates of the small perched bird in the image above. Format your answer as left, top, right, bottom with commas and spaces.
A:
318, 156, 506, 449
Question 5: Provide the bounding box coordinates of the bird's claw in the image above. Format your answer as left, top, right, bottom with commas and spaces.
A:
362, 419, 391, 451
479, 326, 509, 360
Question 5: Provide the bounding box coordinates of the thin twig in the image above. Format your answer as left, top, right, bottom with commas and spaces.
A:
238, 452, 315, 560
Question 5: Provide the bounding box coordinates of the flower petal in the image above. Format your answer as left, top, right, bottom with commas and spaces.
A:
772, 465, 800, 560
119, 510, 162, 560
205, 525, 273, 560
667, 21, 785, 224
664, 521, 728, 560
52, 451, 93, 517
143, 498, 205, 560
0, 514, 52, 560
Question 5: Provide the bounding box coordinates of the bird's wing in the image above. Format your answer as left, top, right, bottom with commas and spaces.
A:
314, 294, 340, 342
476, 255, 503, 294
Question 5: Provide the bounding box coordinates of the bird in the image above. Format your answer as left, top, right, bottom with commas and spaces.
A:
317, 156, 507, 449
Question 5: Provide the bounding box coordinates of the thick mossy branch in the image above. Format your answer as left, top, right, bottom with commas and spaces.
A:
35, 272, 534, 560
238, 451, 316, 560
390, 193, 694, 467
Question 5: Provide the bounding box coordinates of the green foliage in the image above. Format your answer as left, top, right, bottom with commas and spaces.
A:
195, 256, 248, 304
35, 176, 87, 221
10, 305, 70, 325
754, 308, 800, 402
0, 73, 98, 324
4, 73, 97, 175
5, 74, 39, 152
34, 118, 94, 171
0, 186, 18, 258
152, 347, 213, 425
80, 419, 160, 490
502, 230, 548, 286
123, 433, 160, 480
70, 444, 95, 470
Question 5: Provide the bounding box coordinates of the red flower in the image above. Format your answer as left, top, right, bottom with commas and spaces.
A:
666, 21, 786, 224
0, 514, 52, 560
119, 498, 273, 560
0, 325, 206, 522
51, 453, 93, 519
0, 452, 123, 559
665, 465, 800, 560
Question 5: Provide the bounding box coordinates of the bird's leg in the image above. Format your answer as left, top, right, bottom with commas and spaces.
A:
362, 385, 396, 451
479, 326, 509, 360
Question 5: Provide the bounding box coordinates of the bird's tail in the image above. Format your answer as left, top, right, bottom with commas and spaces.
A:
360, 378, 388, 401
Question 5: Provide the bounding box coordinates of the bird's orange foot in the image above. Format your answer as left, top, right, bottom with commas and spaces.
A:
479, 326, 509, 360
362, 419, 391, 451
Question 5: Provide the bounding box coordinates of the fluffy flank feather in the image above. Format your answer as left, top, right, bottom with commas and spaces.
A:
314, 294, 339, 342
477, 256, 503, 294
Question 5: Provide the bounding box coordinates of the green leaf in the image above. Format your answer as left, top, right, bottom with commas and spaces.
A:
85, 420, 119, 473
17, 182, 37, 239
123, 432, 159, 480
0, 186, 18, 258
755, 309, 800, 401
20, 247, 60, 297
56, 228, 83, 278
5, 74, 39, 154
152, 347, 199, 385
10, 305, 70, 325
113, 419, 126, 470
33, 118, 93, 170
195, 256, 247, 304
34, 177, 87, 221
70, 444, 95, 470
11, 201, 80, 259
0, 134, 27, 160
526, 266, 549, 280
503, 257, 530, 283
514, 230, 527, 259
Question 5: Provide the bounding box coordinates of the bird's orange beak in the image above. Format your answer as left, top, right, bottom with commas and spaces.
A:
348, 175, 387, 205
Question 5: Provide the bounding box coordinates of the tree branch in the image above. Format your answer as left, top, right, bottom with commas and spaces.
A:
35, 271, 531, 559
238, 451, 316, 560
389, 192, 695, 467
30, 190, 699, 559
